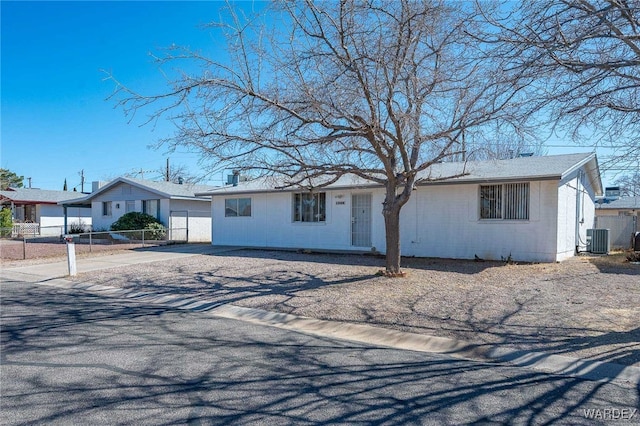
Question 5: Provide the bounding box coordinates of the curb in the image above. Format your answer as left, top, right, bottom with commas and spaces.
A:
3, 274, 639, 388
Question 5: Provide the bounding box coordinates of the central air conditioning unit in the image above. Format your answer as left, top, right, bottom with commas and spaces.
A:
587, 229, 610, 254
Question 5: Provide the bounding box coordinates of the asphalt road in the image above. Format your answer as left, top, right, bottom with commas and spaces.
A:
1, 282, 638, 425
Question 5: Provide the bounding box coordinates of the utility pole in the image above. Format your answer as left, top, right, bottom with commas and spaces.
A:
78, 169, 85, 193
461, 131, 466, 162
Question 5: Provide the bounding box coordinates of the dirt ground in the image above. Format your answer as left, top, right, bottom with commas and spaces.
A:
61, 247, 640, 367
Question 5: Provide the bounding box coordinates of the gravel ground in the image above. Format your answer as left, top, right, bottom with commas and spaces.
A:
0, 239, 162, 263
68, 248, 640, 367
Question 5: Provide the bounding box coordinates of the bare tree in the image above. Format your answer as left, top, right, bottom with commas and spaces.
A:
614, 171, 640, 196
156, 160, 203, 184
108, 1, 530, 275
493, 0, 640, 170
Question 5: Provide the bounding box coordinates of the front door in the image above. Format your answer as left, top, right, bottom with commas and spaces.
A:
351, 193, 372, 247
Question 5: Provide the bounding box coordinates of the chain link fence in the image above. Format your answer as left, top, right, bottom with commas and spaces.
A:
0, 228, 188, 261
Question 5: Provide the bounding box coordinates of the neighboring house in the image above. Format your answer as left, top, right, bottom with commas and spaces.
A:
595, 196, 640, 217
595, 197, 640, 248
196, 153, 602, 263
61, 177, 216, 243
0, 188, 92, 236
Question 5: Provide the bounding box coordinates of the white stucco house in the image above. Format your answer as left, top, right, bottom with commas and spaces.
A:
61, 177, 216, 243
196, 153, 602, 263
0, 188, 92, 236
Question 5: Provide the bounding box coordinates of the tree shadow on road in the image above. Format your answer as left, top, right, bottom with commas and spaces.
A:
2, 283, 636, 425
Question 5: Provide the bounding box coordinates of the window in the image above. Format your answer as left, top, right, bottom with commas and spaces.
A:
24, 205, 36, 222
225, 198, 251, 217
293, 192, 326, 222
143, 199, 160, 219
480, 183, 529, 220
125, 200, 136, 213
102, 201, 112, 217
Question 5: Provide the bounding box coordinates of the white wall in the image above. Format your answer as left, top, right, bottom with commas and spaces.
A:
556, 169, 597, 260
212, 191, 376, 250
398, 181, 560, 262
38, 204, 92, 236
211, 179, 567, 262
169, 199, 211, 242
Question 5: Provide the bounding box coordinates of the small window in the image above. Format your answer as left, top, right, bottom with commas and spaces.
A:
125, 200, 136, 213
480, 183, 529, 220
102, 201, 112, 217
225, 198, 252, 217
293, 192, 326, 222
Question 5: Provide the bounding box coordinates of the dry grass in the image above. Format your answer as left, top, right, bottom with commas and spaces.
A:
70, 248, 640, 367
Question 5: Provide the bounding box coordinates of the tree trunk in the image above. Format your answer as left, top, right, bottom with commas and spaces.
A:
381, 174, 416, 276
383, 203, 403, 275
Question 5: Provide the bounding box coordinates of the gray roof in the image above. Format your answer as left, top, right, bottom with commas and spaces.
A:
0, 188, 85, 204
196, 152, 601, 196
115, 177, 217, 199
596, 196, 640, 210
65, 177, 218, 205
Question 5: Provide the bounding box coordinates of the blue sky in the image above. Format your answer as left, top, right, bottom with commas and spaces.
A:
2, 1, 242, 190
1, 1, 617, 191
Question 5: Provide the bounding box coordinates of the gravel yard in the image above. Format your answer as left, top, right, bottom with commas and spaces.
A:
68, 247, 640, 367
0, 238, 162, 263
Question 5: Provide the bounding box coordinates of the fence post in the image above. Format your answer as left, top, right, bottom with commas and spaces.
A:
142, 229, 145, 247
22, 236, 26, 260
89, 231, 92, 253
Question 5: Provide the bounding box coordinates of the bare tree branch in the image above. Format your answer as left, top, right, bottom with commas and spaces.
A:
107, 0, 532, 274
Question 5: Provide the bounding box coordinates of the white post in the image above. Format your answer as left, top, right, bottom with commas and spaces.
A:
66, 238, 77, 276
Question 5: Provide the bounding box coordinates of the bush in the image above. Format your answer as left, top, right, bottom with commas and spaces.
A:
68, 220, 87, 234
627, 251, 640, 262
0, 207, 12, 237
110, 212, 166, 240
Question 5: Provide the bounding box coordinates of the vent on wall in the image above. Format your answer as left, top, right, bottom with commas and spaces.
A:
587, 229, 610, 254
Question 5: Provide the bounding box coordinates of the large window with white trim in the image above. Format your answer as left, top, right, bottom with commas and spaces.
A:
480, 183, 529, 220
293, 192, 326, 222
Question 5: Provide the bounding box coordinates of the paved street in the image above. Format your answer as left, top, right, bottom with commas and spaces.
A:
2, 281, 638, 425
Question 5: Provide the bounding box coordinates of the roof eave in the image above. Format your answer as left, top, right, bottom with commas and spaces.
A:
560, 153, 603, 196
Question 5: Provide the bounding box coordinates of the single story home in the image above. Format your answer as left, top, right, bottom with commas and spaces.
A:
196, 152, 602, 263
0, 188, 92, 236
61, 177, 216, 243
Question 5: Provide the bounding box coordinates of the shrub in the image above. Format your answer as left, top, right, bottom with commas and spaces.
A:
110, 212, 166, 240
627, 251, 640, 262
68, 220, 87, 234
0, 207, 12, 237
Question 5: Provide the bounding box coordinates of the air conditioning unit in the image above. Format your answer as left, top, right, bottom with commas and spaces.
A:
587, 229, 610, 254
